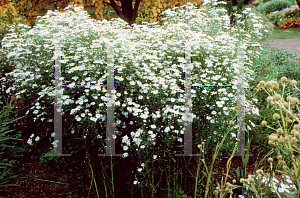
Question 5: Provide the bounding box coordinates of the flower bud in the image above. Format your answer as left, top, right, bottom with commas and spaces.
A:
294, 131, 300, 138
225, 188, 231, 193
232, 179, 236, 184
290, 80, 297, 86
280, 77, 288, 83
271, 135, 278, 142
268, 157, 273, 163
273, 84, 279, 91
258, 169, 264, 175
286, 96, 292, 102
197, 144, 202, 149
270, 80, 277, 87
291, 137, 298, 143
259, 80, 266, 86
277, 155, 283, 160
266, 81, 272, 87
274, 94, 281, 101
283, 102, 289, 108
278, 160, 284, 166
267, 96, 274, 103
273, 113, 280, 120
277, 128, 283, 135
291, 97, 299, 105
240, 178, 245, 183
227, 183, 233, 189
268, 140, 273, 145
261, 120, 267, 127
248, 177, 254, 183
278, 137, 285, 144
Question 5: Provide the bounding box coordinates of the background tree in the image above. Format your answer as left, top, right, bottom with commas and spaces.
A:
2, 0, 205, 29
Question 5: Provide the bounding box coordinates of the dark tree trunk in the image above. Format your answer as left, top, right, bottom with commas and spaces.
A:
109, 0, 141, 27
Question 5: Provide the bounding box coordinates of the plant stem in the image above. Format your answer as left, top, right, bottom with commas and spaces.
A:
194, 156, 201, 198
110, 156, 115, 198
101, 160, 108, 198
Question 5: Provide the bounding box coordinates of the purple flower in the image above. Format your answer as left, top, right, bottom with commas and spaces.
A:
38, 150, 42, 152
28, 149, 32, 153
31, 155, 34, 159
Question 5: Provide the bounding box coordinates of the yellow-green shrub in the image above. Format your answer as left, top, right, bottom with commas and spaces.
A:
0, 2, 19, 28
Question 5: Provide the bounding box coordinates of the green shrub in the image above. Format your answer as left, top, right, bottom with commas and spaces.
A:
257, 0, 293, 14
267, 10, 286, 22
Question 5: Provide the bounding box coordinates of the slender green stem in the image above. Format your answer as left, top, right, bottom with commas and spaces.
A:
194, 156, 202, 198
152, 160, 154, 198
87, 154, 99, 198
101, 160, 108, 198
110, 156, 115, 198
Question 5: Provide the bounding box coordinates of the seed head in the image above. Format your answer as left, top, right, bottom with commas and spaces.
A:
291, 137, 298, 143
274, 94, 281, 101
259, 80, 266, 86
267, 96, 274, 103
294, 131, 300, 138
240, 178, 245, 183
261, 120, 267, 127
278, 137, 285, 144
232, 179, 236, 184
271, 135, 278, 142
291, 97, 299, 105
283, 102, 289, 108
283, 165, 288, 170
256, 169, 263, 175
278, 160, 284, 166
277, 128, 283, 135
273, 84, 279, 91
286, 96, 292, 102
225, 188, 231, 193
248, 177, 254, 183
273, 113, 280, 120
268, 140, 273, 145
293, 124, 300, 130
280, 77, 288, 83
268, 157, 273, 163
277, 155, 283, 160
266, 81, 272, 87
226, 183, 233, 189
197, 144, 202, 149
202, 141, 205, 145
290, 80, 297, 86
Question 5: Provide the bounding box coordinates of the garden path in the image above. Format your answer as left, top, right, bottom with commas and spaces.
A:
259, 38, 300, 57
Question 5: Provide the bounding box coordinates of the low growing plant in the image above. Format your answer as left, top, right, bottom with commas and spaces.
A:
240, 77, 300, 197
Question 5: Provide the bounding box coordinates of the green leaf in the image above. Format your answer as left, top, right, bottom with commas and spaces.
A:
179, 189, 184, 194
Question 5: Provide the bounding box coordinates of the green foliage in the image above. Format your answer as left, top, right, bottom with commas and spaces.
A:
267, 10, 287, 22
0, 96, 26, 188
257, 0, 293, 15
